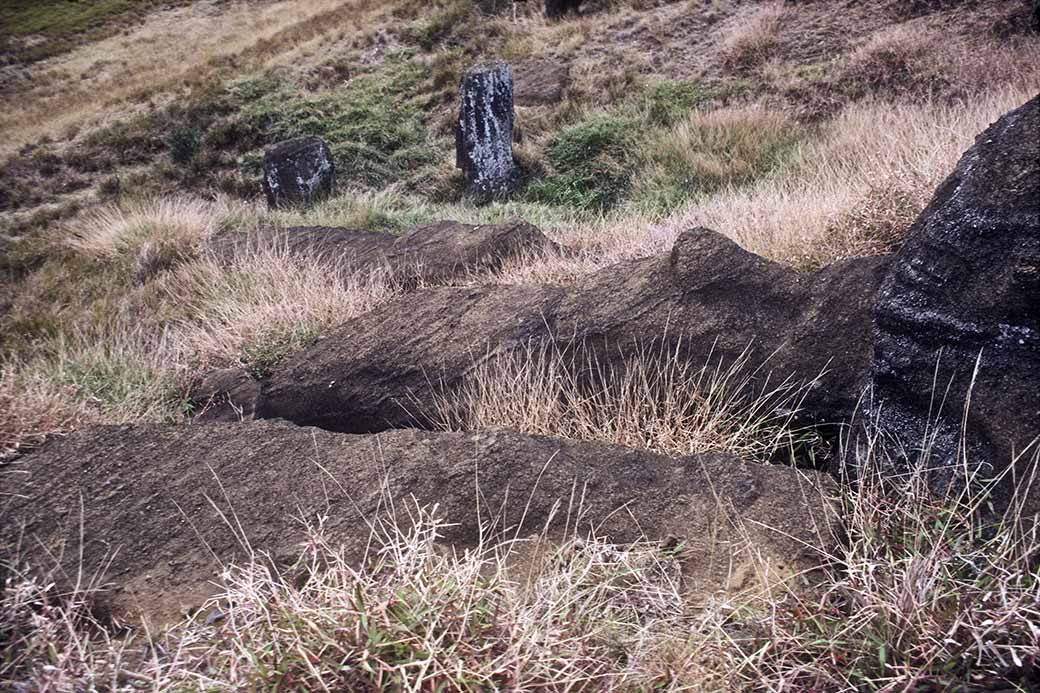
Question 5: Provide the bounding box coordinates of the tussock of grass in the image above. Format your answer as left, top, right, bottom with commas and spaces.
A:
719, 2, 784, 69
432, 341, 821, 462
669, 86, 1038, 267
160, 244, 403, 377
727, 432, 1040, 690
67, 196, 254, 270
637, 106, 802, 215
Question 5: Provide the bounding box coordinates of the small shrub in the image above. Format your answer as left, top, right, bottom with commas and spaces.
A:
166, 127, 202, 165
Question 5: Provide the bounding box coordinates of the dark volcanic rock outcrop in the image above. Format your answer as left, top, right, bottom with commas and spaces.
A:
262, 136, 335, 209
545, 0, 582, 19
208, 218, 554, 287
3, 422, 836, 627
257, 228, 887, 437
870, 95, 1040, 511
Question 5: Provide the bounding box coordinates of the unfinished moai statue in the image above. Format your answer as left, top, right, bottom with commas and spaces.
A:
545, 0, 582, 20
455, 61, 518, 197
262, 136, 335, 209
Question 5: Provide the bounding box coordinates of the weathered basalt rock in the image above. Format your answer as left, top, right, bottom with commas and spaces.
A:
256, 227, 887, 439
870, 95, 1040, 512
456, 61, 518, 196
262, 136, 335, 209
545, 0, 582, 19
3, 422, 837, 627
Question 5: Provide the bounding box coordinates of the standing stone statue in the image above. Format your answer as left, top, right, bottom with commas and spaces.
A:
545, 0, 582, 19
456, 61, 518, 197
262, 136, 335, 209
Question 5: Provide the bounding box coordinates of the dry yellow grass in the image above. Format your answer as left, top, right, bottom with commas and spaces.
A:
0, 0, 353, 156
479, 83, 1040, 285
719, 1, 785, 68
678, 85, 1040, 267
432, 340, 820, 461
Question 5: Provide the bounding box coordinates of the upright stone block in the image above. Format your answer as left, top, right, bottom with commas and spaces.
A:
262, 136, 335, 209
455, 61, 518, 197
545, 0, 582, 19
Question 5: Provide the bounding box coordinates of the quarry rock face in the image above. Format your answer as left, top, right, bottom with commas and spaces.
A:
3, 422, 837, 627
262, 136, 335, 209
456, 61, 518, 196
255, 227, 886, 439
870, 95, 1040, 513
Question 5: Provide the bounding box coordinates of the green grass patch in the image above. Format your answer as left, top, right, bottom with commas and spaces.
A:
639, 80, 719, 127
530, 113, 638, 212
235, 57, 444, 190
0, 0, 147, 36
635, 109, 804, 215
0, 0, 171, 63
527, 79, 799, 216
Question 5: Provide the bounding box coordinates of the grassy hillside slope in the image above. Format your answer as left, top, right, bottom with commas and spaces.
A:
2, 0, 1040, 689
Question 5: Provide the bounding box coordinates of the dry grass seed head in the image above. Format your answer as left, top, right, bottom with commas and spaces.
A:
432, 339, 821, 461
